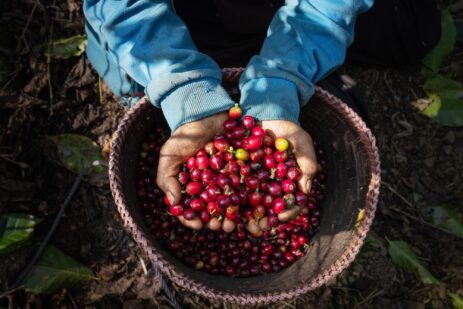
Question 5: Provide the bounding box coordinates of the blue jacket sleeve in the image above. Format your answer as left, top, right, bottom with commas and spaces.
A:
83, 0, 233, 131
239, 0, 374, 123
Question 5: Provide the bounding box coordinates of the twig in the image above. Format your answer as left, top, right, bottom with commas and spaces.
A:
0, 166, 90, 298
381, 181, 415, 209
383, 71, 400, 103
353, 288, 384, 309
65, 289, 78, 309
98, 77, 104, 104
138, 254, 148, 275
389, 206, 423, 224
16, 0, 39, 52
46, 0, 56, 115
389, 205, 461, 239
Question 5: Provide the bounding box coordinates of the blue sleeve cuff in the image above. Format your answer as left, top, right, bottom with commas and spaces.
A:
239, 78, 309, 124
159, 78, 234, 131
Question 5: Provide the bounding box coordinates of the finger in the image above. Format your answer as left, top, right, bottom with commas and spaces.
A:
293, 137, 318, 194
156, 144, 183, 205
178, 215, 203, 230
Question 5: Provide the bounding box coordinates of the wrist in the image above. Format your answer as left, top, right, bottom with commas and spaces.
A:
239, 78, 302, 124
157, 78, 234, 131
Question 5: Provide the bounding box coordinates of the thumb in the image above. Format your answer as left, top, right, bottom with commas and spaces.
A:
293, 140, 318, 195
156, 147, 182, 205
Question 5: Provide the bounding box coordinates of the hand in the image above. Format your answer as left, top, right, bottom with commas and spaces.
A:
261, 120, 318, 194
156, 112, 228, 229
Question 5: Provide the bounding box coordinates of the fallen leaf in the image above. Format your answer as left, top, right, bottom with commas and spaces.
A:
0, 213, 40, 255
420, 205, 463, 239
50, 134, 107, 174
45, 35, 87, 60
448, 292, 463, 309
23, 245, 95, 294
387, 240, 439, 284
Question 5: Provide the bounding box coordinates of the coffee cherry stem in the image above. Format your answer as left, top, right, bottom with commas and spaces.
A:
269, 168, 276, 179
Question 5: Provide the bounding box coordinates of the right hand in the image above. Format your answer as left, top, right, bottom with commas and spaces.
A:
156, 112, 228, 230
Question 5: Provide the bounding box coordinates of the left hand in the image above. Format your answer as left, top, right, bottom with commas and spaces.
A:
260, 120, 318, 194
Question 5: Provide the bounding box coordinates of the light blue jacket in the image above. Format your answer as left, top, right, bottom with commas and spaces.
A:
84, 0, 373, 131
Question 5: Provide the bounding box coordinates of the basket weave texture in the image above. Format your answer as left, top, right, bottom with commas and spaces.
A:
109, 68, 381, 305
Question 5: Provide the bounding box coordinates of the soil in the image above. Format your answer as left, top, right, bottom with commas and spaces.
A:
0, 1, 462, 308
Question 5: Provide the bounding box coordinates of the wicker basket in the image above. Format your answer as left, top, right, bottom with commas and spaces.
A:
109, 68, 381, 305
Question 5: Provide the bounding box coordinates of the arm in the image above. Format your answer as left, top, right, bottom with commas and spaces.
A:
240, 0, 373, 194
83, 0, 233, 131
239, 0, 374, 123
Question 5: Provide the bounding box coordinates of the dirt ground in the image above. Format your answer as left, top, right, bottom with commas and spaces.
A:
1, 1, 462, 308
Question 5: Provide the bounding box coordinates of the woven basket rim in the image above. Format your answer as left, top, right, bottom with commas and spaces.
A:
108, 68, 381, 305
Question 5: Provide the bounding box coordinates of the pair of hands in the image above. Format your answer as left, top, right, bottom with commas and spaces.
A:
156, 112, 318, 230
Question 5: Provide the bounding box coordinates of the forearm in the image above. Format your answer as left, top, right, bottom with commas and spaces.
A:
240, 0, 374, 122
83, 0, 233, 130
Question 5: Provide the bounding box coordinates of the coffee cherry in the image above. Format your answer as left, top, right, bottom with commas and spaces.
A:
250, 149, 264, 162
206, 185, 221, 202
244, 176, 259, 191
209, 155, 224, 170
200, 210, 211, 223
204, 142, 215, 155
275, 138, 289, 151
189, 168, 201, 181
201, 169, 215, 184
274, 151, 288, 163
190, 199, 205, 211
251, 126, 265, 138
183, 209, 197, 220
241, 115, 255, 130
272, 198, 286, 214
233, 126, 246, 139
248, 191, 262, 207
287, 167, 302, 180
214, 137, 230, 153
223, 119, 238, 132
235, 148, 249, 161
186, 157, 196, 170
267, 181, 282, 196
217, 194, 232, 209
196, 156, 209, 170
247, 136, 263, 151
178, 171, 189, 185
295, 191, 308, 205
229, 104, 242, 119
186, 181, 202, 196
239, 164, 251, 176
263, 155, 276, 169
281, 179, 296, 193
169, 204, 184, 216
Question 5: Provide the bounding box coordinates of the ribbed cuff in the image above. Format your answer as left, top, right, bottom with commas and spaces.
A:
159, 78, 234, 131
239, 78, 307, 124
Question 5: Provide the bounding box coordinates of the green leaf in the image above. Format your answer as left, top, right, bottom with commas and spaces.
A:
423, 75, 463, 99
50, 134, 106, 174
387, 240, 439, 285
421, 205, 463, 239
45, 35, 87, 60
420, 94, 442, 118
422, 75, 463, 126
422, 8, 456, 72
449, 292, 463, 309
23, 245, 95, 294
0, 214, 40, 255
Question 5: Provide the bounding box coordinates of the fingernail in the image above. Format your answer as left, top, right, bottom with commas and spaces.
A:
167, 192, 175, 205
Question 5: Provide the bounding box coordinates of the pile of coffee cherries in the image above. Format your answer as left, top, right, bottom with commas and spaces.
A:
137, 104, 325, 277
